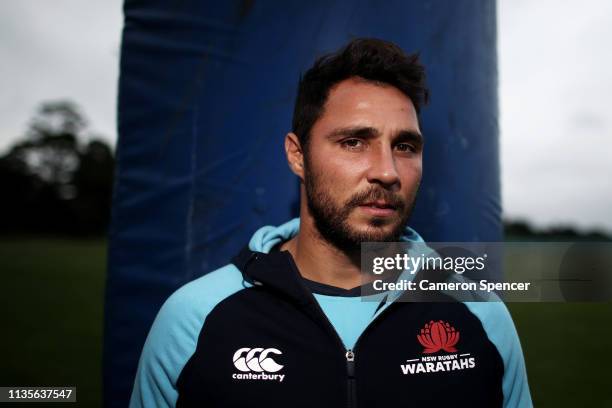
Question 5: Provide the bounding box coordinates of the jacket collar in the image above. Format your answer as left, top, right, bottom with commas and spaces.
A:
247, 217, 424, 253
232, 244, 312, 306
232, 217, 425, 305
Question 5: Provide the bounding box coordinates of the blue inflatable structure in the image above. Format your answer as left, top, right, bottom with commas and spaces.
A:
105, 1, 500, 406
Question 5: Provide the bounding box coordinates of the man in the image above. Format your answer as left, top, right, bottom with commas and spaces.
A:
130, 38, 532, 407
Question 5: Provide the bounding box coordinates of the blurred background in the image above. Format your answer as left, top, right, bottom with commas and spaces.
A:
1, 1, 611, 407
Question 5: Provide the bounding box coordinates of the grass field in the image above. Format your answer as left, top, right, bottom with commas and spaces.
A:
508, 303, 612, 407
0, 237, 106, 407
1, 237, 611, 407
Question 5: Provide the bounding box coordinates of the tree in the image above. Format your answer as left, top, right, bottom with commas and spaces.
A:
0, 100, 115, 235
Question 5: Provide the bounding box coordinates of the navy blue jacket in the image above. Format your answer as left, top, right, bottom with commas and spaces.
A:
130, 218, 532, 407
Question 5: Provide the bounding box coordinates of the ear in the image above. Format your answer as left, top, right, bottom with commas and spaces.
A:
284, 132, 305, 181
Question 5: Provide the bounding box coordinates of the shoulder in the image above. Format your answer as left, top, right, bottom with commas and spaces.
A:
461, 301, 518, 356
130, 264, 247, 407
462, 302, 532, 407
458, 302, 523, 376
161, 263, 247, 324
147, 263, 247, 362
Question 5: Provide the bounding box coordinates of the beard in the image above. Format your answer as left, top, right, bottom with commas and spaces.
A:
304, 161, 418, 253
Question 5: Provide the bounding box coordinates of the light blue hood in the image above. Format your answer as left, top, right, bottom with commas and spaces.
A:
249, 217, 424, 253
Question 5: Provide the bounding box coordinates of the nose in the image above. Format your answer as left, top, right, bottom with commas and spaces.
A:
366, 144, 400, 189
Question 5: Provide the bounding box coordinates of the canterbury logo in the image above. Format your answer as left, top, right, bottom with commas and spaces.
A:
232, 348, 284, 373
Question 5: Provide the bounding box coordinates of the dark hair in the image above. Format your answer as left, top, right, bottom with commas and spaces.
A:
291, 38, 429, 150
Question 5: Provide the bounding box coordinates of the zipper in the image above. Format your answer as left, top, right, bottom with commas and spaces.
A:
302, 289, 359, 408
305, 292, 402, 408
345, 302, 399, 408
346, 349, 356, 408
282, 253, 402, 408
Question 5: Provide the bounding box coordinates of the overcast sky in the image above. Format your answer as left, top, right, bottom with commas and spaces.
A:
1, 1, 610, 233
498, 0, 612, 232
0, 1, 122, 149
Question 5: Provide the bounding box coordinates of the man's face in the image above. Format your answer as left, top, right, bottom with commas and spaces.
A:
303, 77, 423, 251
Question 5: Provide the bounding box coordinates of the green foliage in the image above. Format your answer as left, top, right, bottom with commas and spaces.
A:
0, 100, 114, 235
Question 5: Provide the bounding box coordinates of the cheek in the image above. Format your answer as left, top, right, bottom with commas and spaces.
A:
309, 157, 364, 204
314, 148, 367, 183
399, 160, 422, 188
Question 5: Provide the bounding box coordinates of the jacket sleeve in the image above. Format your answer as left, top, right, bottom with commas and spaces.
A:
464, 302, 533, 408
129, 264, 247, 407
129, 289, 203, 408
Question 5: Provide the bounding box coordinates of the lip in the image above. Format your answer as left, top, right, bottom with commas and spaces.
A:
362, 200, 394, 208
358, 204, 396, 217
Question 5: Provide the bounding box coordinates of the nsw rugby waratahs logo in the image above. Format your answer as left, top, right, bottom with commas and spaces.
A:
400, 320, 474, 375
417, 320, 460, 353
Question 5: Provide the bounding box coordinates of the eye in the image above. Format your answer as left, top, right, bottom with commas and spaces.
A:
340, 138, 365, 150
395, 143, 416, 153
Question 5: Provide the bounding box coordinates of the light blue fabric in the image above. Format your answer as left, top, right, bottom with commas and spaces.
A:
248, 217, 301, 252
313, 294, 380, 350
129, 264, 246, 408
463, 302, 533, 408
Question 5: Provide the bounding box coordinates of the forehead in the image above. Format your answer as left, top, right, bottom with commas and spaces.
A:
310, 77, 420, 137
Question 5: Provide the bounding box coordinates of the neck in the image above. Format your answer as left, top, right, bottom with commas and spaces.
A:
280, 213, 366, 290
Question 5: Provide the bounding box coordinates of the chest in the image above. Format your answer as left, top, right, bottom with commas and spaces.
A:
176, 291, 504, 407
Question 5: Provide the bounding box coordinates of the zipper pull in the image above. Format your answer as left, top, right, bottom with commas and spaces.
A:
346, 349, 357, 407
345, 349, 355, 377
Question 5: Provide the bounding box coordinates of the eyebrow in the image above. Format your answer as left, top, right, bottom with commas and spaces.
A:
395, 129, 424, 148
325, 126, 424, 146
